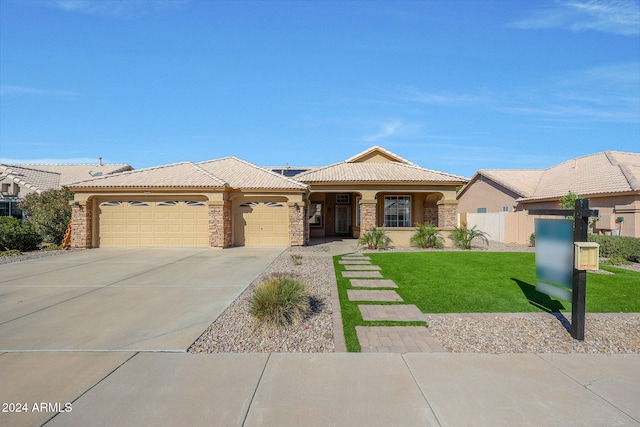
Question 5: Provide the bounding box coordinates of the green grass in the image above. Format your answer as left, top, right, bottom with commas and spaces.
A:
334, 252, 640, 352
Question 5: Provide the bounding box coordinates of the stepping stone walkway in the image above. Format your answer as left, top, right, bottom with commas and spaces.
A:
344, 265, 381, 271
339, 253, 449, 354
342, 271, 383, 278
347, 290, 403, 302
349, 279, 398, 288
357, 326, 447, 353
359, 304, 426, 321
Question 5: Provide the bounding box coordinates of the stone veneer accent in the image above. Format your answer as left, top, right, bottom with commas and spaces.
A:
70, 201, 92, 249
288, 202, 306, 246
208, 202, 231, 248
437, 200, 459, 229
359, 199, 377, 233
423, 205, 438, 227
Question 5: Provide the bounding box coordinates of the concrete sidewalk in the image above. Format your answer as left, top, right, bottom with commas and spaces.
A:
1, 352, 638, 426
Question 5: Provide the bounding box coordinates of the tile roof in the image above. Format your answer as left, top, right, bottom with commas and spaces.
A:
197, 157, 308, 190
519, 151, 640, 201
344, 145, 418, 166
66, 162, 228, 188
14, 164, 132, 186
473, 169, 545, 198
66, 157, 308, 191
0, 165, 61, 193
295, 161, 467, 183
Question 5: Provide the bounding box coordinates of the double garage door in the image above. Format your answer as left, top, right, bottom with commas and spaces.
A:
99, 200, 209, 248
98, 199, 289, 248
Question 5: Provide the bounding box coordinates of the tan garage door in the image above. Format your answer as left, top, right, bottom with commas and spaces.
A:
234, 201, 289, 246
99, 200, 209, 248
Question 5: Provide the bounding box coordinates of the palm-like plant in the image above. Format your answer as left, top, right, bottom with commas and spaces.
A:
449, 222, 489, 250
358, 226, 392, 250
410, 222, 444, 249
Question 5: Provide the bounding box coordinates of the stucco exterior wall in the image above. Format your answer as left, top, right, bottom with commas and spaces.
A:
457, 178, 519, 213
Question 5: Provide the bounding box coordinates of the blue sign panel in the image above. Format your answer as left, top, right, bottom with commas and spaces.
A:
535, 219, 573, 301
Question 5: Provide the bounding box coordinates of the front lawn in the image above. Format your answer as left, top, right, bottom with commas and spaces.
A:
334, 252, 640, 351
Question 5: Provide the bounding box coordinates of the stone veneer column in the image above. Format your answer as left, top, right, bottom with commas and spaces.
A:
359, 199, 377, 232
70, 201, 92, 249
288, 202, 306, 246
437, 200, 459, 229
208, 201, 231, 248
423, 205, 438, 226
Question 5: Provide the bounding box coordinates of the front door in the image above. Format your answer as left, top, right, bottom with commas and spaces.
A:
335, 205, 351, 235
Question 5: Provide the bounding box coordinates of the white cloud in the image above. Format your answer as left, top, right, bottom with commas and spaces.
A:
396, 87, 482, 106
44, 0, 188, 17
0, 85, 78, 97
508, 0, 640, 36
363, 120, 405, 142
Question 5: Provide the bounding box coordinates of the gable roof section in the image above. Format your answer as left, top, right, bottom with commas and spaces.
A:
14, 163, 132, 186
66, 162, 228, 189
296, 160, 466, 183
197, 157, 308, 190
0, 165, 61, 194
344, 145, 418, 166
519, 151, 640, 202
458, 169, 545, 199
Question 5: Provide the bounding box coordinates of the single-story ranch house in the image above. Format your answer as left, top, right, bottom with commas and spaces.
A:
66, 146, 467, 249
457, 151, 640, 242
0, 161, 132, 218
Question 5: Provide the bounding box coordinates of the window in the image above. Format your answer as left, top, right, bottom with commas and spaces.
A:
356, 196, 361, 227
158, 201, 179, 207
502, 206, 510, 212
1, 183, 9, 194
384, 196, 411, 227
336, 194, 350, 204
477, 208, 487, 213
309, 202, 322, 227
185, 201, 206, 207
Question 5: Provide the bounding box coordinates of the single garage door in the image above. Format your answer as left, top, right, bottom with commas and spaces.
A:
99, 200, 209, 248
234, 201, 289, 246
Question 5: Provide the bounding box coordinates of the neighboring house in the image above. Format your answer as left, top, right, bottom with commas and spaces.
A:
458, 151, 640, 242
65, 146, 467, 249
0, 161, 132, 218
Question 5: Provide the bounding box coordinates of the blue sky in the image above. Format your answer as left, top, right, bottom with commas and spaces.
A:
1, 0, 638, 178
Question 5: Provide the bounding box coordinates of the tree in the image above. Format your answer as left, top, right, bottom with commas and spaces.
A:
19, 189, 73, 244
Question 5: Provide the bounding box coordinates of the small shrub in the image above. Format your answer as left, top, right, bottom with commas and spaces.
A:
291, 254, 303, 265
410, 222, 444, 249
248, 274, 309, 328
0, 249, 22, 257
42, 244, 63, 251
449, 222, 489, 250
589, 234, 640, 263
0, 217, 41, 251
358, 226, 392, 250
529, 233, 536, 247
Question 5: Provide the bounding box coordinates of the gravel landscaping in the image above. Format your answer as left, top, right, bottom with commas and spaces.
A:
189, 245, 337, 353
190, 240, 640, 354
0, 248, 74, 264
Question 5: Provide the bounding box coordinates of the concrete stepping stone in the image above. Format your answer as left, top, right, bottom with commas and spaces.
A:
358, 304, 425, 322
339, 260, 372, 265
350, 279, 398, 288
356, 326, 447, 353
344, 265, 381, 271
342, 255, 369, 260
347, 290, 403, 302
342, 271, 383, 278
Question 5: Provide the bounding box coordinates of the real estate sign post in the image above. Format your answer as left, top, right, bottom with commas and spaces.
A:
532, 199, 598, 340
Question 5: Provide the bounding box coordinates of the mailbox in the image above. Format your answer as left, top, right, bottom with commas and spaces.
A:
574, 242, 599, 271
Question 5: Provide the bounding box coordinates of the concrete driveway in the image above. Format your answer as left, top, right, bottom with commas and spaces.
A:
0, 248, 283, 351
